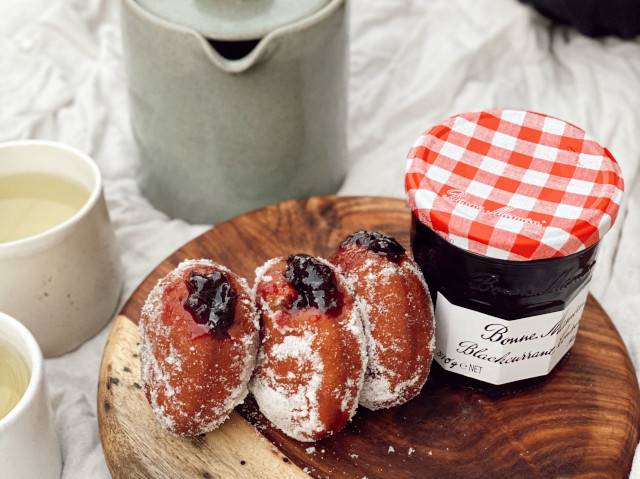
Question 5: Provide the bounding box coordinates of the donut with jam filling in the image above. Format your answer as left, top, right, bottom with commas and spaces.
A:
331, 231, 435, 410
250, 254, 367, 442
139, 259, 259, 436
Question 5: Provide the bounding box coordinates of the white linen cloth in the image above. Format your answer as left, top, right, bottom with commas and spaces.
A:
1, 0, 639, 476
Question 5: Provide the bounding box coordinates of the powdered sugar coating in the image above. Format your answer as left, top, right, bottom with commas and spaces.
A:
332, 241, 435, 411
140, 259, 259, 436
250, 256, 368, 442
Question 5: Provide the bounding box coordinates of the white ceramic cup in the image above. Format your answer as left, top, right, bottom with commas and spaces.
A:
0, 141, 122, 357
0, 312, 61, 479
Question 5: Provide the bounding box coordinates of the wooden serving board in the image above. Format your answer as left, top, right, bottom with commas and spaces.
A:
98, 196, 640, 478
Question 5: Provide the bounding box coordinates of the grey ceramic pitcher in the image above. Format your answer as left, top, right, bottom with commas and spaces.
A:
122, 0, 348, 224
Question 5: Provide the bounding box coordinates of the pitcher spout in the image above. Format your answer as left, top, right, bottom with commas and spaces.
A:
196, 0, 345, 74
199, 35, 268, 74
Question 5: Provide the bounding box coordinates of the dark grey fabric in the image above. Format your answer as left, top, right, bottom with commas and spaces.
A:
522, 0, 640, 38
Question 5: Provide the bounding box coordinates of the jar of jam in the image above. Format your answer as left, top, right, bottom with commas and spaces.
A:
404, 110, 624, 386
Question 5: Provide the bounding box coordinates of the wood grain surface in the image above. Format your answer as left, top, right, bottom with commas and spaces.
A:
98, 196, 640, 478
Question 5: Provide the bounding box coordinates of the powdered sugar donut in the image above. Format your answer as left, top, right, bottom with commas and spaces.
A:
250, 254, 367, 442
140, 259, 259, 436
331, 231, 435, 410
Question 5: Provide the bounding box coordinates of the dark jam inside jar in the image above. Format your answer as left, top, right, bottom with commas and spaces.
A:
411, 216, 597, 320
411, 215, 598, 394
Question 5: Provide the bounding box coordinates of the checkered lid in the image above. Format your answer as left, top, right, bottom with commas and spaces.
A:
405, 110, 624, 261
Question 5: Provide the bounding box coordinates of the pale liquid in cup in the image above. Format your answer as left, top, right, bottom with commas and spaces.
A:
0, 340, 30, 420
0, 173, 90, 243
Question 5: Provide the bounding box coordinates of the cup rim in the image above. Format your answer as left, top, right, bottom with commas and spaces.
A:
0, 140, 102, 252
0, 311, 44, 431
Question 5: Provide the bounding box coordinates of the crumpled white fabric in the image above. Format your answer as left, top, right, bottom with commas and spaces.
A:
1, 0, 639, 477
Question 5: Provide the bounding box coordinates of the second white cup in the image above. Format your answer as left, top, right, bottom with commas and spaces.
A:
0, 312, 61, 479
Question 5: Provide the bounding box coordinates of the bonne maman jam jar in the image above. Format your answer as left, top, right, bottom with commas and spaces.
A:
405, 110, 624, 385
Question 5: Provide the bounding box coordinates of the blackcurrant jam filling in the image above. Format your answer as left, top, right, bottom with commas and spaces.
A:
283, 254, 343, 316
340, 230, 405, 262
184, 270, 236, 339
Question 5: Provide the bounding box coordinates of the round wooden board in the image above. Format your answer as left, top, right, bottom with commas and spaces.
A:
98, 196, 640, 479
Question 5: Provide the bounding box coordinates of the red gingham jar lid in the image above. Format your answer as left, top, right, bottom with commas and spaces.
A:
405, 109, 624, 261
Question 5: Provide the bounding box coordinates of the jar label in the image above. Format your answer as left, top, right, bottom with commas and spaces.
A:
433, 284, 590, 385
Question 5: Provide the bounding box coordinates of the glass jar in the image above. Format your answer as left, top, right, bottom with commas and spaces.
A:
404, 109, 624, 386
411, 215, 597, 388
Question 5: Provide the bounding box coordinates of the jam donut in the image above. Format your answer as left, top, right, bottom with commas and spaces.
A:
250, 254, 367, 442
330, 230, 435, 410
139, 259, 259, 436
